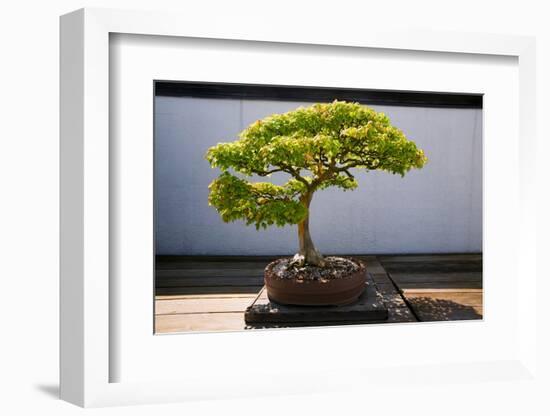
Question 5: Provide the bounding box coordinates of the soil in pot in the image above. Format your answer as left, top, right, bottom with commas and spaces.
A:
264, 256, 366, 306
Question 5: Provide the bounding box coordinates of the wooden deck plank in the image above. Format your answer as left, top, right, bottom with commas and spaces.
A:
408, 302, 482, 321
156, 255, 281, 264
155, 285, 263, 296
381, 264, 482, 274
390, 270, 482, 290
155, 313, 246, 333
156, 293, 257, 300
156, 262, 268, 271
389, 272, 482, 283
399, 288, 481, 293
156, 297, 254, 315
404, 290, 483, 319
378, 254, 482, 263
156, 276, 264, 287
403, 291, 482, 306
396, 281, 482, 290
156, 269, 264, 278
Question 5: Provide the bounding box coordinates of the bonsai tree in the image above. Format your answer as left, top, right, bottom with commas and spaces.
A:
206, 100, 427, 267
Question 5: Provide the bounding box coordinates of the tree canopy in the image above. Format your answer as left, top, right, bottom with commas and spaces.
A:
206, 100, 427, 230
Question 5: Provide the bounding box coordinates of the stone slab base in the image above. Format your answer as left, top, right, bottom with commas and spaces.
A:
245, 278, 388, 326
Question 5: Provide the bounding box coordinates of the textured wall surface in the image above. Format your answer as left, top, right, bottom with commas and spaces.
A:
155, 96, 482, 255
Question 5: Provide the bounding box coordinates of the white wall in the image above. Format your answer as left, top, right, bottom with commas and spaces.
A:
155, 96, 482, 255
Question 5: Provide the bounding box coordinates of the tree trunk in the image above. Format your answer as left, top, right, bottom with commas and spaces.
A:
296, 192, 325, 267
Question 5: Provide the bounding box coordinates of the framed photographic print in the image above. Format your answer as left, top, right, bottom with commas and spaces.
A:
60, 7, 538, 408
152, 80, 482, 334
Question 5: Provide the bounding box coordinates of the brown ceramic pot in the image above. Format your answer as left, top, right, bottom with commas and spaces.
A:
264, 258, 366, 306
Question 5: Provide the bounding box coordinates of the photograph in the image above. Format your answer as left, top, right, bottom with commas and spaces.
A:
3, 0, 542, 411
153, 81, 483, 334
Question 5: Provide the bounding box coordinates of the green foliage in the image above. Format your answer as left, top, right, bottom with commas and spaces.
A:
208, 172, 307, 230
206, 100, 427, 229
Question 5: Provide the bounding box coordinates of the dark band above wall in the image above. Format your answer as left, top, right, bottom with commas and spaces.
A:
154, 81, 482, 109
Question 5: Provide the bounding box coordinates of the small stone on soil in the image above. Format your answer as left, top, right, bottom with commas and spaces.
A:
270, 256, 361, 281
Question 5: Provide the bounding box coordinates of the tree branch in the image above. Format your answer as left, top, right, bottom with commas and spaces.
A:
310, 163, 337, 190
335, 162, 360, 171
341, 169, 354, 179
250, 189, 298, 202
252, 168, 286, 176
251, 164, 311, 189
280, 164, 311, 188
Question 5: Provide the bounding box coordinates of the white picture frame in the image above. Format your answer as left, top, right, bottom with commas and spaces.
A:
60, 7, 538, 408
